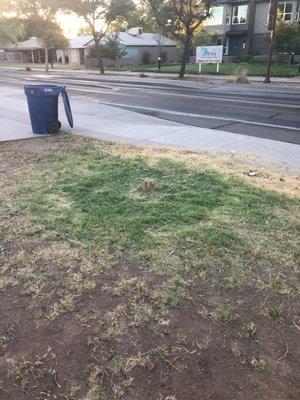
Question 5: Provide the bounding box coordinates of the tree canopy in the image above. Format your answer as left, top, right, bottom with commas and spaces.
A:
274, 21, 300, 55
110, 3, 155, 32
1, 0, 68, 71
193, 28, 219, 47
88, 33, 126, 60
145, 0, 212, 78
60, 0, 134, 73
0, 17, 25, 46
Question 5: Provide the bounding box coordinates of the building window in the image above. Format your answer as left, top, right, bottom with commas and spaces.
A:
223, 38, 229, 55
204, 6, 224, 26
278, 2, 293, 21
122, 48, 139, 58
232, 5, 248, 24
225, 10, 231, 24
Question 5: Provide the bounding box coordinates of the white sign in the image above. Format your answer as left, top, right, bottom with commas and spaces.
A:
196, 45, 223, 64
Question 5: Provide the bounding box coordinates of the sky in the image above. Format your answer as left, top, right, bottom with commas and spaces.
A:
56, 13, 87, 38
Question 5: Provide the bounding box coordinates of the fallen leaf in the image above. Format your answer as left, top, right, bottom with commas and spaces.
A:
247, 171, 261, 177
186, 237, 196, 243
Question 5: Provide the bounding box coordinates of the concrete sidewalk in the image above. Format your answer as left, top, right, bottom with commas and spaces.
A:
0, 85, 299, 173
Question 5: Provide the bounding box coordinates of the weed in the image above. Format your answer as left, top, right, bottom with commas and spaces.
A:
85, 335, 96, 347
154, 344, 169, 357
5, 348, 56, 390
195, 335, 212, 350
268, 307, 283, 321
177, 333, 188, 346
107, 356, 125, 376
250, 357, 266, 371
60, 294, 75, 311
231, 341, 242, 358
125, 354, 151, 371
227, 67, 249, 83
66, 380, 81, 399
86, 385, 107, 400
211, 307, 236, 322
241, 322, 257, 338
98, 326, 113, 341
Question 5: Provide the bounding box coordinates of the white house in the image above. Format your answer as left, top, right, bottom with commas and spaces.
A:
56, 36, 93, 64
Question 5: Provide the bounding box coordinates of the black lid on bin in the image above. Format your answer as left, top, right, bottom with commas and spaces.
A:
24, 85, 65, 96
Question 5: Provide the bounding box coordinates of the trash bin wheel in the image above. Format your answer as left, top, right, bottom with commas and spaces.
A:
47, 121, 61, 134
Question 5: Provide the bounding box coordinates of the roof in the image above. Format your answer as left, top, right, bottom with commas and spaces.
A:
68, 36, 93, 49
5, 31, 177, 51
67, 32, 177, 49
117, 32, 177, 47
5, 37, 43, 50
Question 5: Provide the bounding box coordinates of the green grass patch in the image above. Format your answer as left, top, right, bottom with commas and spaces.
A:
107, 62, 300, 77
8, 138, 299, 288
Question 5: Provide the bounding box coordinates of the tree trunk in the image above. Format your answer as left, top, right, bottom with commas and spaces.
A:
94, 40, 104, 75
44, 44, 49, 73
264, 29, 274, 83
97, 54, 104, 74
179, 34, 191, 79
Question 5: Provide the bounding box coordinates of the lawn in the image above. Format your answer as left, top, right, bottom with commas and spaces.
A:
1, 61, 299, 78
0, 135, 299, 400
107, 62, 300, 77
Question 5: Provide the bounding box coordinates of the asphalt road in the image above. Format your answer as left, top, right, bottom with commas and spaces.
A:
1, 68, 300, 145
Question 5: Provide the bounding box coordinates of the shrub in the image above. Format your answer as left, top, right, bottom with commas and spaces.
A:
141, 52, 151, 65
228, 67, 249, 83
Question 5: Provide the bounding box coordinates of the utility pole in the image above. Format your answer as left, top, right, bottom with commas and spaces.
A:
264, 0, 278, 83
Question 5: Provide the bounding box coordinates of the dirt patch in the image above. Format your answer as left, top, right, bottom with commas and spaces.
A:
1, 284, 299, 400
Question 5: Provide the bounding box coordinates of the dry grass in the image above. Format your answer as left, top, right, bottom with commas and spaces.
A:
107, 141, 300, 197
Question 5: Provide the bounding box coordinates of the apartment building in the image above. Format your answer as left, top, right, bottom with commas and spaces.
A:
204, 0, 300, 57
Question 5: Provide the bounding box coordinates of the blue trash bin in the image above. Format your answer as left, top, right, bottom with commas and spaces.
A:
24, 84, 74, 134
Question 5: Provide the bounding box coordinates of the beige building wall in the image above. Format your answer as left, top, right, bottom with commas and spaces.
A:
86, 46, 180, 68
70, 49, 80, 64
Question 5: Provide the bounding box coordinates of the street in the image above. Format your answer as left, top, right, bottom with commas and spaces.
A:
0, 68, 300, 145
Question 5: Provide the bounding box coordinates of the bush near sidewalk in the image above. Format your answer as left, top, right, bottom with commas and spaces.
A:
0, 135, 299, 400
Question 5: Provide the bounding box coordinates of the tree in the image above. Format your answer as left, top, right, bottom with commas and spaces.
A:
193, 29, 219, 46
273, 21, 300, 56
0, 0, 25, 46
3, 0, 68, 72
88, 33, 126, 60
60, 0, 134, 74
110, 3, 155, 32
24, 16, 68, 70
101, 33, 126, 60
153, 32, 167, 60
0, 17, 25, 46
145, 0, 212, 78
